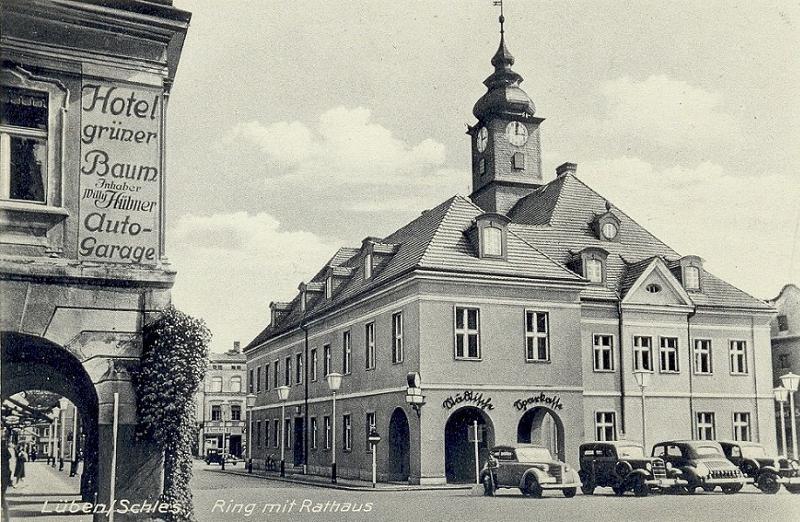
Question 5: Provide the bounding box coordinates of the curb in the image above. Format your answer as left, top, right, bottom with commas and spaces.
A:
205, 468, 473, 492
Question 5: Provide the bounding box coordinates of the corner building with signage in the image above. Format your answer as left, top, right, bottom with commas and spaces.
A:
244, 23, 777, 484
1, 0, 189, 511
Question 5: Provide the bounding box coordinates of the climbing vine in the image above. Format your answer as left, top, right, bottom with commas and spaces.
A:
132, 305, 210, 522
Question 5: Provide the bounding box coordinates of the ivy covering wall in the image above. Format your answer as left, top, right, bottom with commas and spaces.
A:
132, 306, 210, 521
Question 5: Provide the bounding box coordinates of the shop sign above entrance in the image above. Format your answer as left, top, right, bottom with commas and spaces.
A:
513, 392, 564, 411
442, 390, 494, 411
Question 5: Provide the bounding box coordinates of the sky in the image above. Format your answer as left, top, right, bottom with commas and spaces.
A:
164, 0, 800, 353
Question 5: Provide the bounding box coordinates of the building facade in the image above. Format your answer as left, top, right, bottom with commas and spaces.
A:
768, 283, 800, 456
244, 23, 776, 484
0, 0, 190, 507
194, 343, 248, 457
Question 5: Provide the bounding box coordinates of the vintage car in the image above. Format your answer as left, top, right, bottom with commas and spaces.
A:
718, 440, 800, 494
651, 440, 748, 494
578, 441, 687, 496
204, 449, 239, 466
480, 444, 581, 498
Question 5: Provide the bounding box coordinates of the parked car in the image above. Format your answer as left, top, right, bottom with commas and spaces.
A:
480, 444, 581, 498
651, 440, 748, 494
718, 440, 800, 494
578, 441, 687, 496
205, 449, 239, 466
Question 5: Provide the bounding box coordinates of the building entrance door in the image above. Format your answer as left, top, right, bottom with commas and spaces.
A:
517, 407, 565, 461
228, 435, 242, 457
388, 408, 410, 481
444, 407, 494, 483
293, 418, 304, 466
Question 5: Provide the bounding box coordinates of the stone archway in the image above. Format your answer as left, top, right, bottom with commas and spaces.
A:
444, 406, 494, 483
1, 331, 99, 501
517, 406, 565, 462
388, 408, 410, 482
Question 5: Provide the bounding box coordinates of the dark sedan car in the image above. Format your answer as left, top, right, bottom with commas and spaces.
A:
651, 440, 748, 494
718, 440, 800, 494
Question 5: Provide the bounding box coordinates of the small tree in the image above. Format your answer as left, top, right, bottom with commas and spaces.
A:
132, 306, 210, 521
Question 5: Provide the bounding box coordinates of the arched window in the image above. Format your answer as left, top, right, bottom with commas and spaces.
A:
482, 226, 502, 256
230, 376, 242, 393
585, 258, 603, 283
211, 376, 222, 393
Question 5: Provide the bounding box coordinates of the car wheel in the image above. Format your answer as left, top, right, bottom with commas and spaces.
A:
612, 486, 626, 496
633, 475, 649, 497
482, 474, 495, 497
721, 484, 742, 495
563, 487, 576, 498
756, 472, 780, 494
785, 484, 800, 494
525, 476, 543, 498
580, 483, 595, 495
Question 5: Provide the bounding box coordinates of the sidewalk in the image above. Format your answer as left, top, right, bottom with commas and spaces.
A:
5, 461, 89, 521
206, 463, 476, 492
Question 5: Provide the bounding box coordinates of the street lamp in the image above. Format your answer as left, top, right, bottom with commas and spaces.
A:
774, 386, 789, 457
246, 393, 256, 473
277, 385, 290, 477
405, 372, 425, 417
326, 372, 342, 484
780, 372, 800, 459
632, 370, 651, 450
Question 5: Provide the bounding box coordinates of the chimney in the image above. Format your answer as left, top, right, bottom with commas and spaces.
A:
233, 341, 241, 353
556, 162, 577, 177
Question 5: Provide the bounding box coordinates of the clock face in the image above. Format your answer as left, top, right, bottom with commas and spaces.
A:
505, 121, 528, 146
476, 127, 488, 152
602, 222, 618, 240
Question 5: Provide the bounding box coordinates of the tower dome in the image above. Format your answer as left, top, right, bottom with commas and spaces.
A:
472, 29, 536, 120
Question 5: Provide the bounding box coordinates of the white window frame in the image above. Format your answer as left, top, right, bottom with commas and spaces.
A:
365, 322, 376, 370
454, 306, 481, 360
593, 334, 615, 372
273, 419, 280, 448
364, 254, 372, 280
729, 340, 748, 375
211, 377, 223, 393
273, 360, 280, 390
342, 330, 352, 374
693, 339, 713, 375
482, 225, 502, 257
284, 356, 292, 386
585, 258, 603, 283
343, 414, 352, 451
264, 420, 270, 448
684, 266, 700, 291
524, 310, 550, 362
324, 415, 331, 450
295, 353, 303, 385
633, 336, 653, 372
323, 344, 331, 376
230, 376, 242, 393
659, 336, 679, 373
392, 312, 404, 364
325, 276, 333, 299
365, 412, 376, 453
255, 367, 261, 393
310, 416, 318, 450
284, 418, 291, 449
732, 412, 751, 442
210, 404, 222, 421
310, 348, 318, 382
595, 411, 617, 441
696, 412, 716, 440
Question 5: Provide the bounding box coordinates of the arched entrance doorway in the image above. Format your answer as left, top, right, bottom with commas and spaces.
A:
388, 408, 410, 482
517, 407, 565, 461
444, 407, 494, 483
1, 332, 99, 501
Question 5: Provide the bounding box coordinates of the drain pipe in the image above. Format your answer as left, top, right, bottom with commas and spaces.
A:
687, 306, 697, 437
300, 319, 310, 474
617, 300, 626, 436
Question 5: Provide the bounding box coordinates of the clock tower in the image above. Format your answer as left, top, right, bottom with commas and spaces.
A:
468, 14, 543, 214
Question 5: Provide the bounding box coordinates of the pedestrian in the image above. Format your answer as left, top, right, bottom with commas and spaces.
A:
13, 446, 27, 487
2, 437, 12, 521
30, 448, 37, 463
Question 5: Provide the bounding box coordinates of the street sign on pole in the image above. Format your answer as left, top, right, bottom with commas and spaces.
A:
368, 426, 381, 488
473, 420, 480, 485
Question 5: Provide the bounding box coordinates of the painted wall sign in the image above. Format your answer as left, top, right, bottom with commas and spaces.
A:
442, 390, 494, 411
513, 392, 564, 411
78, 82, 162, 264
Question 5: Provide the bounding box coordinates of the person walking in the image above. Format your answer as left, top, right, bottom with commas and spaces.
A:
13, 446, 27, 487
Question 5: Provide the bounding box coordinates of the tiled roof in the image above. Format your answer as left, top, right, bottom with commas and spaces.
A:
209, 350, 246, 363
245, 172, 771, 351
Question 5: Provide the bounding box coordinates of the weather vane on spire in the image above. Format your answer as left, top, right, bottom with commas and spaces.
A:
493, 0, 505, 34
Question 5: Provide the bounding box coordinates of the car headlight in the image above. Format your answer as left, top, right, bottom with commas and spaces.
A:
694, 462, 710, 477
666, 462, 672, 470
792, 460, 800, 471
564, 464, 571, 472
646, 462, 652, 471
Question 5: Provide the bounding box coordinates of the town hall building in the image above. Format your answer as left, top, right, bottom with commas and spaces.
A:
243, 17, 776, 484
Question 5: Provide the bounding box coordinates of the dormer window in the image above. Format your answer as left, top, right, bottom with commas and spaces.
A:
300, 291, 306, 312
593, 203, 621, 242
325, 276, 333, 299
676, 255, 704, 292
586, 258, 603, 283
470, 213, 510, 260
684, 266, 700, 291
364, 253, 372, 280
571, 247, 608, 284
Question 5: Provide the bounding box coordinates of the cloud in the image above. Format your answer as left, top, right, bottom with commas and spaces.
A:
597, 75, 739, 151
168, 212, 340, 352
228, 106, 461, 188
578, 157, 800, 297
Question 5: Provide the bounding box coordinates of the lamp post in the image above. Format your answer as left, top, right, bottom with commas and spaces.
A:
774, 386, 789, 457
405, 372, 425, 417
277, 385, 290, 477
246, 393, 256, 473
633, 370, 651, 450
780, 372, 800, 459
326, 372, 342, 484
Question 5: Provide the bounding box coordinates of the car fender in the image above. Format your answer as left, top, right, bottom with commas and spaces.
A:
519, 467, 548, 488
627, 468, 651, 479
757, 465, 780, 475
565, 468, 580, 484
680, 466, 700, 482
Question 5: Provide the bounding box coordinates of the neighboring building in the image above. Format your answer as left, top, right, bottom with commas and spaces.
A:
768, 284, 800, 383
0, 0, 190, 504
244, 20, 776, 484
195, 342, 248, 457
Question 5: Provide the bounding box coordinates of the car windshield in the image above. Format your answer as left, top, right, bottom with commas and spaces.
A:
741, 446, 767, 459
617, 445, 645, 458
515, 447, 553, 462
693, 444, 723, 458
